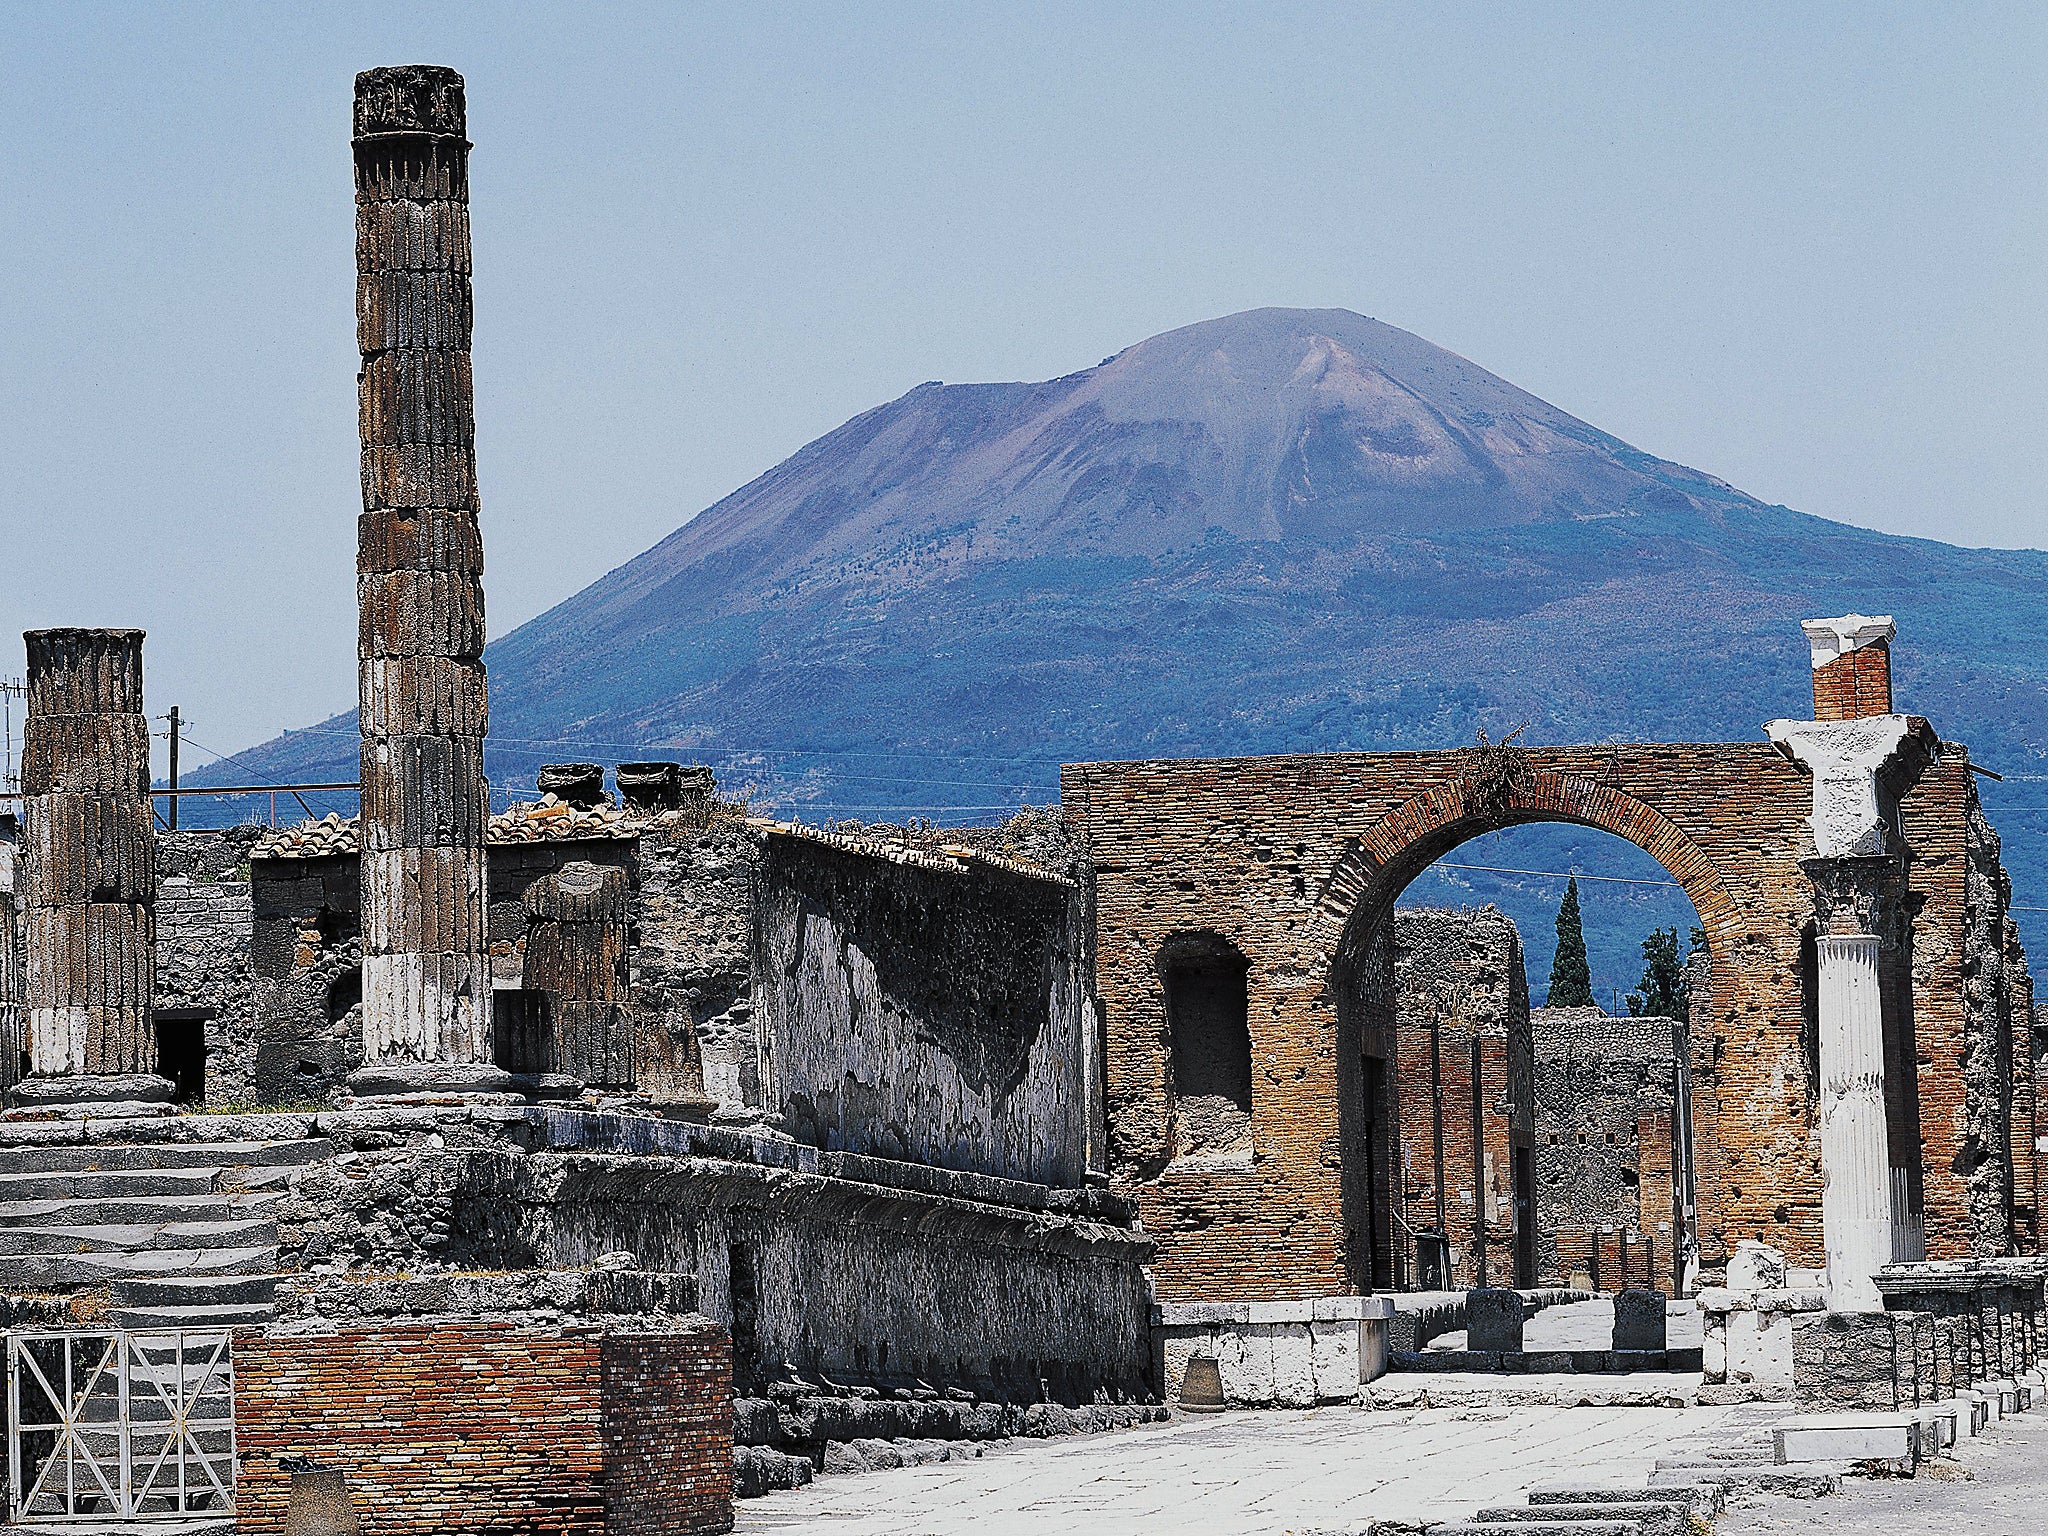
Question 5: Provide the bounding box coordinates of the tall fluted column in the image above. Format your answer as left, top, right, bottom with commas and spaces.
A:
11, 628, 170, 1109
350, 65, 507, 1096
1816, 932, 1892, 1310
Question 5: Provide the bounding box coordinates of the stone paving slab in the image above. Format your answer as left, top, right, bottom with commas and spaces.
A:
735, 1403, 1740, 1536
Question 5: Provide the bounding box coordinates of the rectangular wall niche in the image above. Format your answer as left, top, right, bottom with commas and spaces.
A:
1164, 937, 1254, 1159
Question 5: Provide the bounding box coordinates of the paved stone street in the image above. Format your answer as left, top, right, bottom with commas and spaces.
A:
737, 1403, 1735, 1535
1722, 1407, 2048, 1536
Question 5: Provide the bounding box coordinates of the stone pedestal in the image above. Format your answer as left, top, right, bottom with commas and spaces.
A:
1818, 933, 1893, 1310
1466, 1288, 1524, 1352
1613, 1288, 1668, 1352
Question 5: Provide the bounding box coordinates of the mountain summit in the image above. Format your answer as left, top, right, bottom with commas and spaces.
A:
231, 306, 2048, 888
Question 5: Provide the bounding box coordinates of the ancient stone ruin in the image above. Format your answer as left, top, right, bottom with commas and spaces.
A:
2, 59, 2044, 1536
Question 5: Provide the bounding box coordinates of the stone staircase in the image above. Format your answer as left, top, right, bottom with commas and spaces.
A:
0, 1136, 331, 1329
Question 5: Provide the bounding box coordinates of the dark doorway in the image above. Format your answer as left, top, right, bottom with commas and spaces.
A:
490, 989, 552, 1075
154, 1010, 210, 1104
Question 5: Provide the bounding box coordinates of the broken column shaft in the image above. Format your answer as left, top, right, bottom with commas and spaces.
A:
522, 862, 634, 1089
12, 629, 169, 1107
351, 64, 505, 1095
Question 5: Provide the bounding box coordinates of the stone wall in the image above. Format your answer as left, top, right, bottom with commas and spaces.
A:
1530, 1005, 1681, 1287
233, 1319, 733, 1536
223, 1103, 1154, 1404
755, 826, 1091, 1186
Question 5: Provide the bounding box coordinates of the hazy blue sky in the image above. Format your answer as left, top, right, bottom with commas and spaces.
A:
5, 3, 2045, 774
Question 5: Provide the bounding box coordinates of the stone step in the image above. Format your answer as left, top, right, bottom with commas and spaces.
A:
1429, 1522, 1643, 1536
0, 1191, 284, 1228
1476, 1504, 1685, 1536
1527, 1485, 1725, 1520
0, 1218, 277, 1255
110, 1273, 279, 1308
0, 1245, 277, 1288
1648, 1465, 1843, 1498
0, 1167, 223, 1202
0, 1138, 332, 1175
110, 1303, 276, 1331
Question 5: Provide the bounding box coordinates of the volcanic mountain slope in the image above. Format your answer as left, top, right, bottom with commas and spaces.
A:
225, 307, 2048, 982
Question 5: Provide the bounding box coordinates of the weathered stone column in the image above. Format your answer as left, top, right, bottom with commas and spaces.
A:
350, 65, 508, 1096
1770, 621, 1933, 1310
12, 628, 171, 1109
1814, 929, 1890, 1310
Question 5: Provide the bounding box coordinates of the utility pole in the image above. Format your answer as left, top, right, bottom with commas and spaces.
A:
0, 678, 21, 797
165, 707, 182, 831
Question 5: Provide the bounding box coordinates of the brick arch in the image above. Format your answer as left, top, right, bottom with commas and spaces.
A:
1320, 768, 1740, 955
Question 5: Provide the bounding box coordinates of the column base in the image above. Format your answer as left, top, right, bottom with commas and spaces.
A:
4, 1073, 178, 1119
347, 1059, 524, 1104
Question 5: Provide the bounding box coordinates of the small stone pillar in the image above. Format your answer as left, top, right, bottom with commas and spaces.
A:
1613, 1288, 1668, 1351
12, 628, 171, 1108
1466, 1288, 1524, 1352
350, 65, 508, 1098
522, 862, 633, 1089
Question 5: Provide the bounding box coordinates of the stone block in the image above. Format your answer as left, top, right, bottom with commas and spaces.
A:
1309, 1319, 1361, 1400
1728, 1240, 1788, 1294
1248, 1299, 1314, 1324
1613, 1289, 1668, 1351
1467, 1288, 1524, 1352
1726, 1306, 1795, 1386
1155, 1300, 1250, 1326
1773, 1413, 1920, 1470
1269, 1324, 1317, 1408
1216, 1323, 1273, 1406
1313, 1295, 1366, 1321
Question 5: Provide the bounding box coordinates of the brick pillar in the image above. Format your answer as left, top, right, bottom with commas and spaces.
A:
350, 66, 508, 1097
522, 861, 634, 1089
11, 629, 171, 1109
1802, 614, 1894, 721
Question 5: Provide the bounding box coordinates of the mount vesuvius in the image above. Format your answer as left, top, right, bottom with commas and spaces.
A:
222, 307, 2048, 963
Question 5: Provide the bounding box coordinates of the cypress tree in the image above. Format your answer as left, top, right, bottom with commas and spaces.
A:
1627, 927, 1689, 1020
1546, 876, 1594, 1008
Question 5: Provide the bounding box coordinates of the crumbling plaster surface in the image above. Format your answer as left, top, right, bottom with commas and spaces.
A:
756, 835, 1091, 1187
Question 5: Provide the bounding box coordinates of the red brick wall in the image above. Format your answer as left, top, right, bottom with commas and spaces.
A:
234, 1323, 732, 1536
1065, 740, 2012, 1301
1811, 641, 1892, 721
1395, 1025, 1516, 1288
602, 1334, 734, 1536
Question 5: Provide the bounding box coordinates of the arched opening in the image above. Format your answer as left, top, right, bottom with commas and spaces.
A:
1327, 771, 1733, 1298
1159, 932, 1254, 1162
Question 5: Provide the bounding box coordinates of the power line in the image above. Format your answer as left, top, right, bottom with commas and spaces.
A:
1425, 860, 1683, 890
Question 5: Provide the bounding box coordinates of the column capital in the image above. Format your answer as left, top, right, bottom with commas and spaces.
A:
1765, 714, 1935, 859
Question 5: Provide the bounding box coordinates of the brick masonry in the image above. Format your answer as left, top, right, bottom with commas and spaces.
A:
233, 1320, 733, 1536
1064, 737, 2040, 1301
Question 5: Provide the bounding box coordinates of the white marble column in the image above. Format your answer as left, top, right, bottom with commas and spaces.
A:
1816, 932, 1892, 1310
